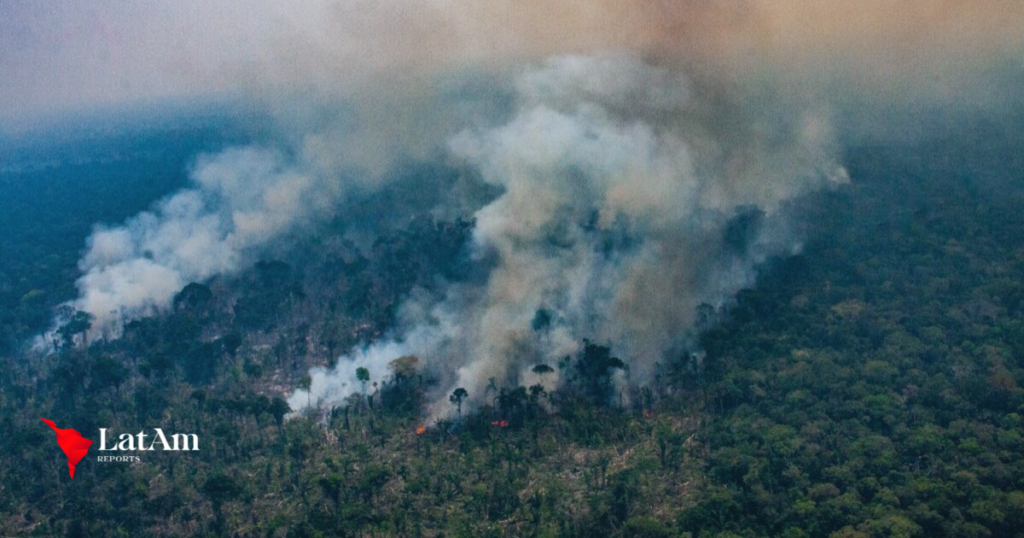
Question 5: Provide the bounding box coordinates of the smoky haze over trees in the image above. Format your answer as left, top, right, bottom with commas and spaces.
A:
286, 53, 847, 420
2, 107, 1023, 537
1, 1, 1023, 536
21, 2, 1022, 424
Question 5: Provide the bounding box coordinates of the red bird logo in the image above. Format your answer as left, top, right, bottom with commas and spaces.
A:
41, 418, 93, 479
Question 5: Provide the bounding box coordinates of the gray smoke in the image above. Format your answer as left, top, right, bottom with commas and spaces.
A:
65, 146, 351, 338
288, 54, 848, 418
31, 0, 1019, 417
43, 77, 495, 343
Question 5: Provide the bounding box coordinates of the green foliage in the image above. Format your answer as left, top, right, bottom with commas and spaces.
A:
679, 126, 1024, 538
568, 341, 626, 405
2, 113, 1024, 537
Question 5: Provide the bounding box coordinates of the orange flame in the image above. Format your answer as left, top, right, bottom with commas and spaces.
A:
490, 420, 509, 428
415, 425, 426, 435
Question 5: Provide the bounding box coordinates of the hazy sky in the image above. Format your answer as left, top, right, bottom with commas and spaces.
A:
0, 1, 287, 121
2, 1, 1023, 127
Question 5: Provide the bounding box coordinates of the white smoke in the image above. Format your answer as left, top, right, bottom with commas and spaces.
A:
28, 0, 1018, 417
44, 79, 499, 346
288, 54, 848, 418
67, 145, 347, 338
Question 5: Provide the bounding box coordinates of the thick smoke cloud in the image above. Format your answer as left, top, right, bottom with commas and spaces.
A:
33, 0, 1023, 415
4, 1, 1021, 126
288, 54, 848, 418
69, 146, 347, 337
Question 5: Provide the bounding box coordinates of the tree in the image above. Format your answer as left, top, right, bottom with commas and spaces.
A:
269, 397, 291, 429
221, 332, 243, 358
202, 473, 241, 533
574, 341, 625, 404
173, 282, 213, 311
356, 367, 370, 394
300, 374, 313, 409
532, 364, 554, 375
622, 516, 672, 538
450, 387, 468, 419
92, 356, 128, 392
388, 355, 419, 381
59, 310, 94, 348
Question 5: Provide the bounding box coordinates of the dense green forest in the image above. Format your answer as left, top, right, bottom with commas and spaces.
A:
1, 112, 1023, 538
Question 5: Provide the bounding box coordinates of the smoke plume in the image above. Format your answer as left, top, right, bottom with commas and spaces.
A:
288, 54, 847, 418
38, 1, 1022, 416
68, 146, 343, 337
